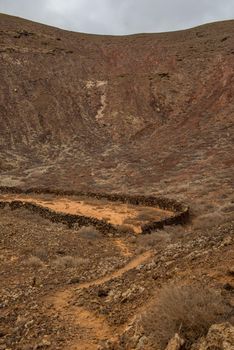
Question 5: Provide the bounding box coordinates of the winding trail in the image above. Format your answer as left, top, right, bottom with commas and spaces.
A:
47, 250, 152, 349
0, 190, 187, 347
114, 238, 133, 257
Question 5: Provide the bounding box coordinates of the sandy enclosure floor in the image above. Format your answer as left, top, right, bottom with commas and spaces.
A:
0, 194, 173, 233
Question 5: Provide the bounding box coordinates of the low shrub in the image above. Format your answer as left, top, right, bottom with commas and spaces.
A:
137, 230, 171, 248
142, 284, 231, 349
219, 203, 234, 213
117, 224, 135, 234
77, 225, 101, 239
193, 212, 227, 229
24, 256, 44, 268
52, 255, 88, 269
34, 248, 48, 261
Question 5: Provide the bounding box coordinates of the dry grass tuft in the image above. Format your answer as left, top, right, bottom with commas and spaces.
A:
24, 256, 45, 268
34, 248, 48, 261
137, 230, 171, 248
52, 255, 88, 269
77, 225, 101, 239
219, 203, 234, 213
117, 224, 135, 234
142, 284, 231, 349
193, 212, 227, 229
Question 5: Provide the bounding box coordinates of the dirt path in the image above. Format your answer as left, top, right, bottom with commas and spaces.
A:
114, 238, 133, 257
51, 289, 117, 350
56, 250, 151, 293
48, 250, 152, 349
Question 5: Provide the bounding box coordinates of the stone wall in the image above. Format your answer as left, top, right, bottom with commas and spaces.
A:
0, 187, 189, 234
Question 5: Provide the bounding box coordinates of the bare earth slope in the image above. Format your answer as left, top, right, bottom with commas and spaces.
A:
0, 15, 234, 350
0, 14, 233, 214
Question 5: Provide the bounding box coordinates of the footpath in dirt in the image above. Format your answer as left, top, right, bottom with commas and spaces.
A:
47, 251, 152, 350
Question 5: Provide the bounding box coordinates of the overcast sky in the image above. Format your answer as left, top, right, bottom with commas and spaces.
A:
0, 0, 233, 35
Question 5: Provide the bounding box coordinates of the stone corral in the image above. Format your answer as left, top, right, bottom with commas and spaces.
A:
0, 186, 189, 234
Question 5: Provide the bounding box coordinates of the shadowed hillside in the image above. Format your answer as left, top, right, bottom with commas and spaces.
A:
0, 14, 233, 211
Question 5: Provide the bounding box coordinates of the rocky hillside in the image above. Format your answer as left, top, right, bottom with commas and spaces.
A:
0, 14, 233, 209
0, 15, 234, 349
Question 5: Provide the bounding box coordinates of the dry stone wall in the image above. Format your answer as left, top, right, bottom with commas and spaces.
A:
0, 187, 189, 234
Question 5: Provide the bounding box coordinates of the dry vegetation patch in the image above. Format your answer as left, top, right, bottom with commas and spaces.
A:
76, 225, 102, 239
142, 284, 232, 349
51, 255, 89, 269
193, 212, 229, 229
24, 256, 45, 269
136, 225, 185, 249
137, 231, 171, 249
116, 224, 135, 234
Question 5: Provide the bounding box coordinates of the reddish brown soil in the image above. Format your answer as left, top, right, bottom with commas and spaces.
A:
0, 206, 233, 350
0, 14, 233, 350
0, 14, 233, 219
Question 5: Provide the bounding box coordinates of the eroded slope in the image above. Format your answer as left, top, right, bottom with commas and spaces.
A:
0, 15, 233, 217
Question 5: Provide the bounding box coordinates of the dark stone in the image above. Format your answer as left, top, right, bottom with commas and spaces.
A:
97, 288, 109, 297
68, 277, 80, 284
223, 283, 234, 291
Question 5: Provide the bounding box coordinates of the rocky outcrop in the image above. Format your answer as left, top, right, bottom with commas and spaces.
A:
191, 323, 234, 350
165, 334, 185, 350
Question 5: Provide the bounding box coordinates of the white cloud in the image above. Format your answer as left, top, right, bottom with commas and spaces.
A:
0, 0, 233, 34
45, 0, 82, 15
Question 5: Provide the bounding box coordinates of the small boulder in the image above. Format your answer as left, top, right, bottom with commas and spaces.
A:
191, 323, 234, 350
165, 333, 184, 350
